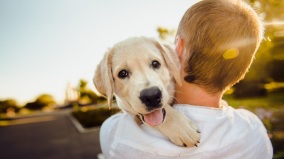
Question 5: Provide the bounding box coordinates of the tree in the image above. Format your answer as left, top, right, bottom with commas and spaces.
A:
157, 26, 176, 42
233, 0, 284, 98
24, 94, 56, 110
0, 99, 20, 114
77, 79, 105, 105
245, 0, 284, 82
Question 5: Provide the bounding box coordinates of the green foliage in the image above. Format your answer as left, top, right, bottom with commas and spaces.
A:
268, 59, 284, 82
35, 94, 56, 105
77, 79, 106, 104
0, 99, 20, 114
24, 94, 56, 110
244, 40, 273, 82
72, 106, 120, 128
224, 87, 284, 110
157, 26, 175, 42
233, 81, 267, 98
232, 0, 284, 98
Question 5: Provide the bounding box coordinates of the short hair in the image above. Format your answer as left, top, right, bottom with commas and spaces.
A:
176, 0, 263, 93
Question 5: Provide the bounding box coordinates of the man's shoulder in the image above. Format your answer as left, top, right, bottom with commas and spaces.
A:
173, 103, 267, 145
100, 113, 138, 158
231, 107, 264, 128
101, 113, 134, 131
100, 105, 272, 158
173, 103, 263, 128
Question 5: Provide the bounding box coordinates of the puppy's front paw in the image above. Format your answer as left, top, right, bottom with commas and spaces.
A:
169, 119, 200, 147
157, 106, 200, 147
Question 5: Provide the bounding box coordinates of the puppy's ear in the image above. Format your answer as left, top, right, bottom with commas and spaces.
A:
153, 39, 182, 86
93, 49, 114, 107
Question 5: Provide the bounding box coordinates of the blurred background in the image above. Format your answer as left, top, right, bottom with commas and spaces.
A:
0, 0, 283, 158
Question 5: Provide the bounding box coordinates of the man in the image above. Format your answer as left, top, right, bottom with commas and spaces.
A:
100, 0, 273, 158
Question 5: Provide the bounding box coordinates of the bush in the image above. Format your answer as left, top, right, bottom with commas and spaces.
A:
233, 81, 267, 98
72, 107, 120, 128
0, 99, 20, 114
268, 59, 284, 82
24, 94, 56, 110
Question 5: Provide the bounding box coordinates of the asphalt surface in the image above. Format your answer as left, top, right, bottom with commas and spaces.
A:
0, 111, 101, 159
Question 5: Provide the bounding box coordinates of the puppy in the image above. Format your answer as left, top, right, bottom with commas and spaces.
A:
94, 37, 200, 147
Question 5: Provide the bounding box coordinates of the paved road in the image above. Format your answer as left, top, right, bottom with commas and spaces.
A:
0, 111, 101, 159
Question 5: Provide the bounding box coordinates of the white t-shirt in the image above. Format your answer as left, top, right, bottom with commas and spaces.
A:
100, 102, 273, 159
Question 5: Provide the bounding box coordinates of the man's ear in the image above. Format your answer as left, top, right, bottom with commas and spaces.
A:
93, 49, 114, 108
175, 36, 184, 61
152, 39, 182, 86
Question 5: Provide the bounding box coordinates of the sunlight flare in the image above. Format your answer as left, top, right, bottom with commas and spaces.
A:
223, 48, 239, 59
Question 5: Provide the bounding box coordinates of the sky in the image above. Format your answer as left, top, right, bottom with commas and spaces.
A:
0, 0, 199, 105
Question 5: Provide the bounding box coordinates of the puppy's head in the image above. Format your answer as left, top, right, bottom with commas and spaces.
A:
94, 37, 181, 126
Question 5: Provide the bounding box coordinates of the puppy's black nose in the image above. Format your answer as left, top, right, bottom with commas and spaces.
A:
139, 86, 162, 109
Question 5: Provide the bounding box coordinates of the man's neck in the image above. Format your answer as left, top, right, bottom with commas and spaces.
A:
175, 81, 223, 108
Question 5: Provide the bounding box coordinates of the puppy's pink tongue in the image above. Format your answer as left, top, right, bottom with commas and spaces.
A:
144, 109, 163, 126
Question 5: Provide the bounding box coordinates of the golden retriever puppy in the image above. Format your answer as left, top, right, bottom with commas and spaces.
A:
94, 37, 200, 147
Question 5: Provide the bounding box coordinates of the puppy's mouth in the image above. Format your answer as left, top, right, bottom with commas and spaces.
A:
139, 108, 166, 126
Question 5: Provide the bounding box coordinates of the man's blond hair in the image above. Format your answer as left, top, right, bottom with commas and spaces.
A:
176, 0, 263, 93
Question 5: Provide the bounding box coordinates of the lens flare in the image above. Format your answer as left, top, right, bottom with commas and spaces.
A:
223, 48, 239, 59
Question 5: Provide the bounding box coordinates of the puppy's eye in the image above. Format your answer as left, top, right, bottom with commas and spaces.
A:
151, 60, 160, 69
118, 70, 129, 79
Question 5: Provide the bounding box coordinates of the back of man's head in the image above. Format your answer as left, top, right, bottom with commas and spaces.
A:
177, 0, 263, 93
